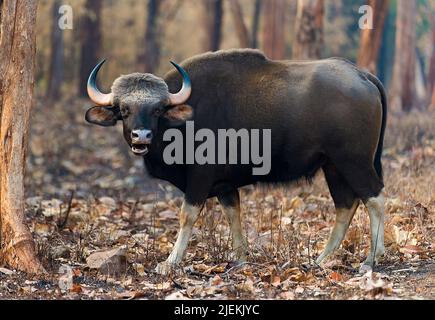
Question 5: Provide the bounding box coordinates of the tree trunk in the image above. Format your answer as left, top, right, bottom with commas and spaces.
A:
46, 0, 64, 101
430, 85, 435, 111
228, 0, 250, 48
293, 0, 324, 60
78, 0, 103, 97
202, 0, 223, 52
0, 0, 45, 274
428, 16, 435, 110
137, 0, 162, 73
251, 0, 262, 48
357, 0, 389, 75
389, 0, 417, 112
262, 0, 286, 60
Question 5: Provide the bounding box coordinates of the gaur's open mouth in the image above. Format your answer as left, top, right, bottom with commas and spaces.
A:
131, 144, 149, 156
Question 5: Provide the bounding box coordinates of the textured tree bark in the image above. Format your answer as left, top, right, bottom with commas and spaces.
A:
357, 0, 389, 74
292, 0, 324, 60
78, 0, 103, 97
0, 0, 45, 274
262, 0, 286, 59
251, 0, 262, 48
202, 0, 223, 52
228, 0, 250, 48
430, 85, 435, 111
428, 16, 435, 110
137, 0, 162, 73
46, 0, 64, 101
389, 0, 417, 112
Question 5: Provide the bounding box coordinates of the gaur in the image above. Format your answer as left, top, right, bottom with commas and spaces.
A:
85, 49, 387, 274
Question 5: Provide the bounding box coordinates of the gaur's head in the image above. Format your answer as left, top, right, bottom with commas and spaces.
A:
85, 60, 193, 156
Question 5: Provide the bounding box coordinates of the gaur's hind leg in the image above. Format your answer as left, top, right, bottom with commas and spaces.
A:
217, 188, 248, 263
331, 157, 385, 272
316, 163, 359, 265
361, 192, 385, 272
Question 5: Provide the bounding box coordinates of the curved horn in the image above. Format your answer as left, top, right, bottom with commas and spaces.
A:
87, 60, 112, 106
168, 61, 192, 106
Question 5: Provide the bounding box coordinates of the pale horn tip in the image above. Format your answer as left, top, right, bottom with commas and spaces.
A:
168, 61, 192, 106
87, 59, 112, 107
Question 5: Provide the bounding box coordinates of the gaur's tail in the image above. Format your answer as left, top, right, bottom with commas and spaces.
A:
366, 72, 387, 182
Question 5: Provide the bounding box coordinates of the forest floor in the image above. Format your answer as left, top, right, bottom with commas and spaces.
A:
0, 98, 434, 300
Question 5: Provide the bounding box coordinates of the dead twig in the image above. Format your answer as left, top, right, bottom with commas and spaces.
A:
171, 277, 186, 289
222, 261, 270, 277
58, 190, 74, 229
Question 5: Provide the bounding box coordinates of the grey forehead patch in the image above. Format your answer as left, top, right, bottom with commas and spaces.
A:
111, 73, 169, 105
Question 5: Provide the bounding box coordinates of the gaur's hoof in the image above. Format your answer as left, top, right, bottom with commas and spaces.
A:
360, 252, 384, 273
155, 261, 177, 275
359, 263, 373, 274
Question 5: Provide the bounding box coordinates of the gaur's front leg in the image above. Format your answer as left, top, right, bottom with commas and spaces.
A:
155, 170, 212, 275
217, 189, 248, 263
155, 200, 203, 275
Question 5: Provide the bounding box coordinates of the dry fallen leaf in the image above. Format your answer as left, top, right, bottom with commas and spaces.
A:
165, 291, 190, 300
295, 286, 304, 294
329, 271, 343, 282
271, 276, 281, 287
73, 268, 82, 277
280, 291, 295, 300
86, 246, 127, 275
194, 263, 227, 275
34, 223, 51, 236
346, 271, 393, 297
117, 291, 146, 300
211, 275, 224, 286
159, 210, 178, 220
0, 267, 14, 275
236, 278, 255, 294
399, 245, 426, 254
71, 284, 82, 294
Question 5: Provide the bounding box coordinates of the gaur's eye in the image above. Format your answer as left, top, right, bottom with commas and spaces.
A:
153, 108, 162, 117
121, 107, 130, 118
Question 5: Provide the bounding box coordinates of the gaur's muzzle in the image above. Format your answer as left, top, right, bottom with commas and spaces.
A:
131, 129, 153, 155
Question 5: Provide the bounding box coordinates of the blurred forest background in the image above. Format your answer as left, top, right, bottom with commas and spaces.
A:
36, 0, 435, 112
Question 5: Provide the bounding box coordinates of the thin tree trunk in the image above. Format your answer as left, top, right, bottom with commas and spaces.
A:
228, 0, 250, 48
138, 0, 162, 73
203, 0, 223, 52
357, 0, 389, 74
262, 0, 286, 59
0, 0, 45, 274
430, 85, 435, 111
46, 0, 64, 100
293, 0, 324, 60
78, 0, 103, 97
428, 16, 435, 110
251, 0, 262, 48
389, 0, 417, 112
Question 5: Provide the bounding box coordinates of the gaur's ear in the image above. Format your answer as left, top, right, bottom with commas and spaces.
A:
85, 106, 120, 127
163, 104, 194, 126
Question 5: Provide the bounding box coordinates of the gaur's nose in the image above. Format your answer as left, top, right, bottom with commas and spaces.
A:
131, 129, 153, 144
